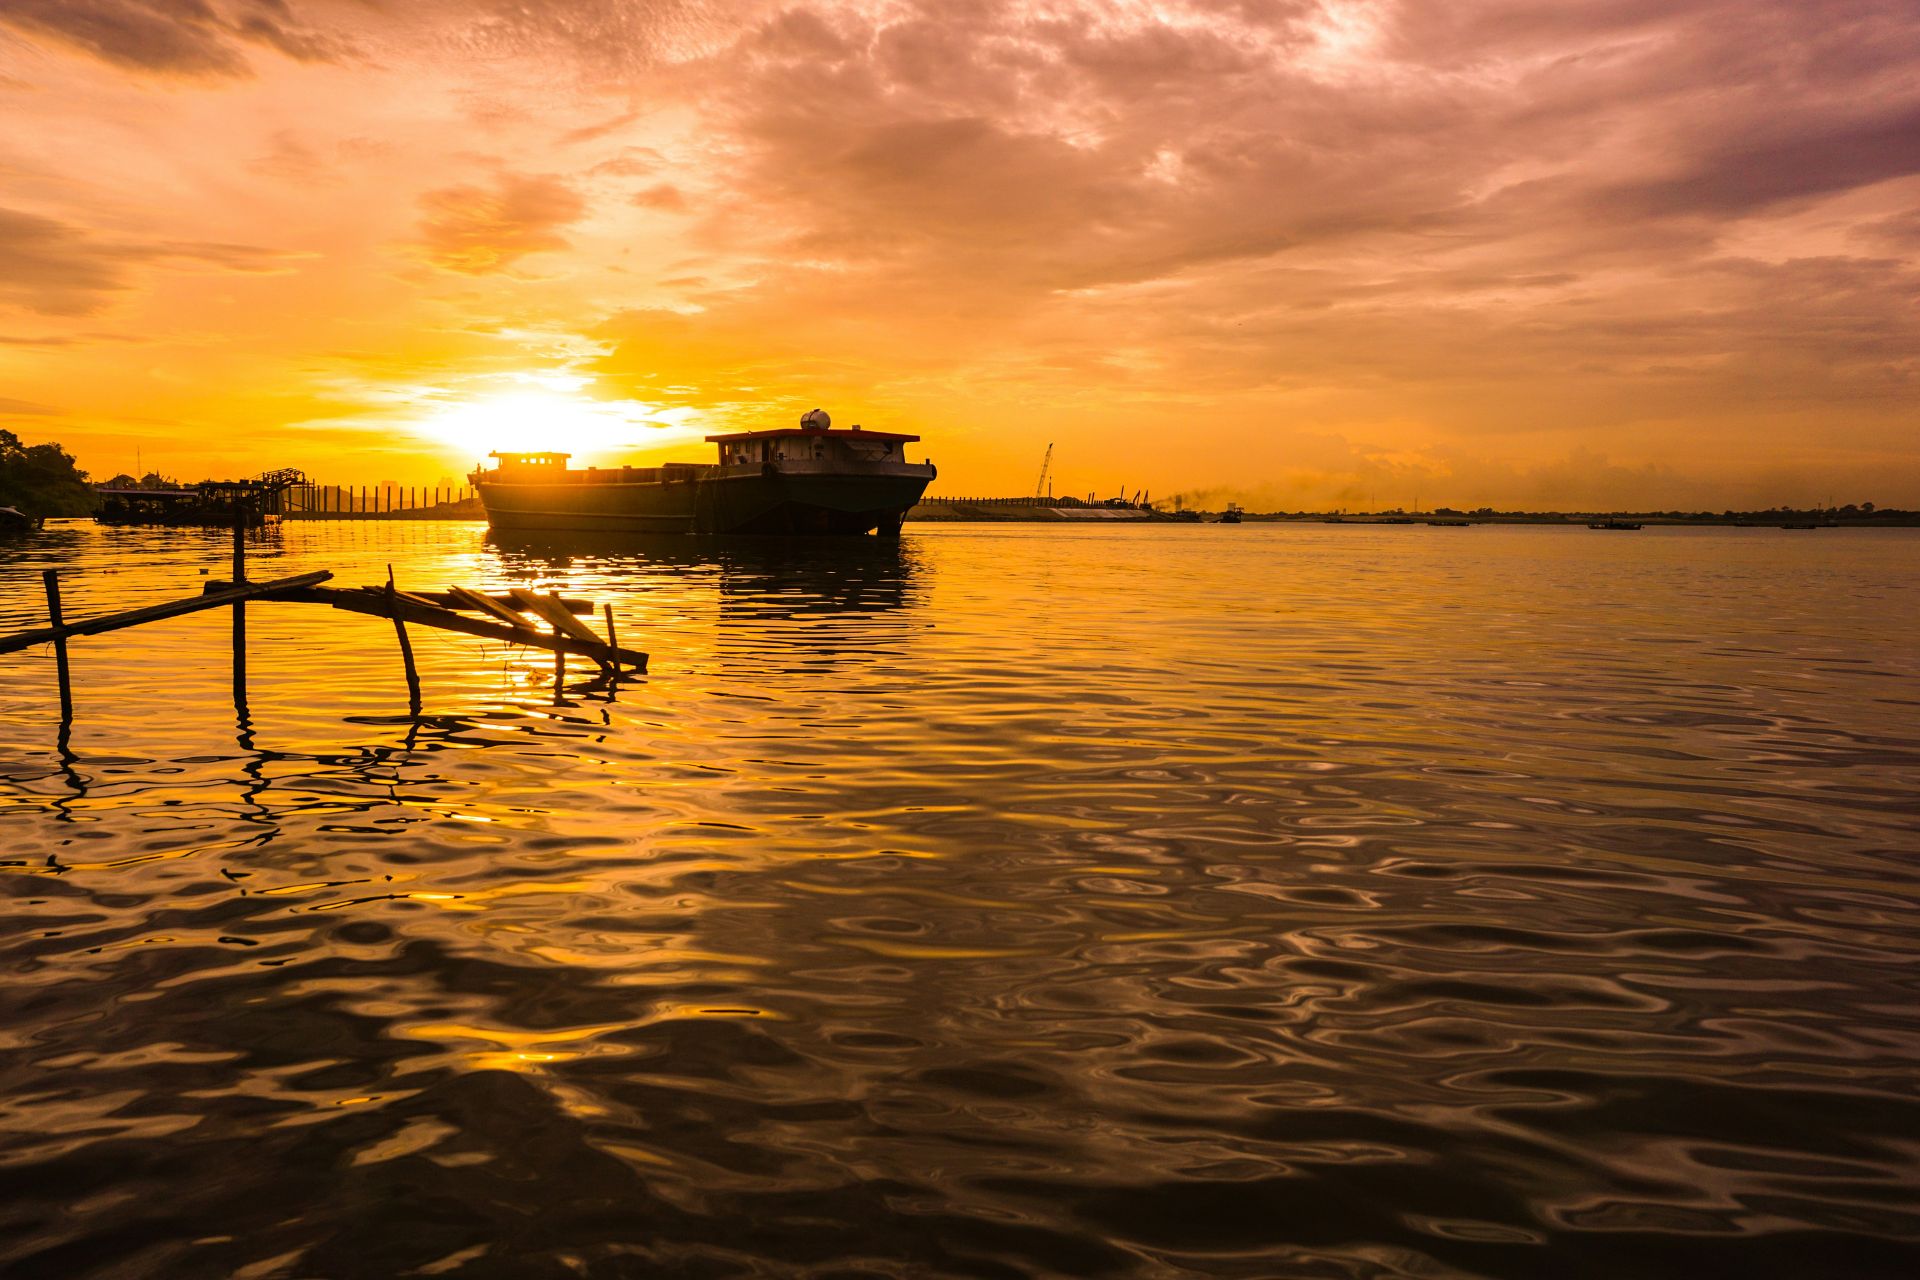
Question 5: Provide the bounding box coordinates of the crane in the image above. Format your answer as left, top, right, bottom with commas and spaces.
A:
1034, 442, 1054, 500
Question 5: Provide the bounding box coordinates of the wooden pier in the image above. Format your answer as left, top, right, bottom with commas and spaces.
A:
2, 505, 645, 719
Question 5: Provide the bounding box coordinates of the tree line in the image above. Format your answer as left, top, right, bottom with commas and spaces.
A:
0, 429, 93, 516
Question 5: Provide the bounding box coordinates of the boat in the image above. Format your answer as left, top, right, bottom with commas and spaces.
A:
1217, 503, 1243, 524
0, 505, 40, 533
1425, 518, 1471, 527
470, 410, 935, 536
1587, 518, 1642, 530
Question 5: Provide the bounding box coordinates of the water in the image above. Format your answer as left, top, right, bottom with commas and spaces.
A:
3, 521, 1918, 1278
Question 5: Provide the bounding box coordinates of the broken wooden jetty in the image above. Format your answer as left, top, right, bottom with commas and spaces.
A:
2, 507, 645, 718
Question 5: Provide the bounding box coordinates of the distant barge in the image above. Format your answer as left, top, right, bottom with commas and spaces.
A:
472, 410, 935, 536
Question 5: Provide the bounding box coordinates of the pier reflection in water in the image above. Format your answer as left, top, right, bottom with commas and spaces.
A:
2, 522, 1918, 1279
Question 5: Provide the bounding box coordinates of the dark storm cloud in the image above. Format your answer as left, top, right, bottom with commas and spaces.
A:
0, 0, 345, 77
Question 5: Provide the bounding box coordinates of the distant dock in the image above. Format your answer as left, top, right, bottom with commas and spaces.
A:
278, 483, 482, 520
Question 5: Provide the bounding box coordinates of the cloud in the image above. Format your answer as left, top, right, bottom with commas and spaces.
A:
0, 396, 62, 416
0, 0, 346, 78
1601, 102, 1920, 218
408, 174, 588, 274
0, 205, 291, 315
0, 207, 124, 315
629, 183, 688, 212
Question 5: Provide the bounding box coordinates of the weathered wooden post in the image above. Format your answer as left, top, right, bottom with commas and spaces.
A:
232, 598, 247, 714
603, 604, 619, 671
42, 569, 72, 721
231, 502, 247, 586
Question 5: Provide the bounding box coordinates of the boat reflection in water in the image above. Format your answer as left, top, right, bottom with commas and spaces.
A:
484, 529, 923, 675
485, 529, 920, 614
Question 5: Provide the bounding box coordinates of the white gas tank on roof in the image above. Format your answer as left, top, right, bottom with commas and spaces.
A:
800, 408, 831, 432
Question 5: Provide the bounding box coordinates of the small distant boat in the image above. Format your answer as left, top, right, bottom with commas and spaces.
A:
1217, 504, 1243, 524
0, 505, 40, 533
1780, 521, 1822, 529
1426, 518, 1471, 527
1588, 518, 1642, 530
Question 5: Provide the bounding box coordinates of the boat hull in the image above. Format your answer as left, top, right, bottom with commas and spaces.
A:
476, 477, 698, 533
477, 469, 930, 536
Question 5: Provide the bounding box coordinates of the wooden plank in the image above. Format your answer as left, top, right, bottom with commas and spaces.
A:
388, 587, 447, 612
0, 571, 333, 655
447, 584, 526, 627
278, 586, 648, 671
374, 587, 593, 615
508, 588, 605, 647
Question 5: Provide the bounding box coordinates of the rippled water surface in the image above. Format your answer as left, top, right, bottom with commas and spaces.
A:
3, 521, 1918, 1278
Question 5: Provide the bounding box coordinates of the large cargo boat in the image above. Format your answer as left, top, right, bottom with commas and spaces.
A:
470, 410, 935, 536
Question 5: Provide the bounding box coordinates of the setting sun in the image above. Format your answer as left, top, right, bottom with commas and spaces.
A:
415, 379, 704, 467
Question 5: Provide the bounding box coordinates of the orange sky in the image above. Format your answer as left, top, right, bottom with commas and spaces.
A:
2, 1, 1916, 509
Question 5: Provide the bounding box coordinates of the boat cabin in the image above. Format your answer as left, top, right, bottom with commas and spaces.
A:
705, 426, 919, 468
489, 451, 572, 475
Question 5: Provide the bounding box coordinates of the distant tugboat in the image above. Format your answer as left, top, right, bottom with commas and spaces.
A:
1217, 503, 1243, 524
471, 410, 935, 536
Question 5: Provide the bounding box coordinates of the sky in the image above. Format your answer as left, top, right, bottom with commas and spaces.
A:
1, 0, 1916, 510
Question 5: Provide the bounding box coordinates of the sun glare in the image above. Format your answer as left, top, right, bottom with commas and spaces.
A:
417, 385, 699, 465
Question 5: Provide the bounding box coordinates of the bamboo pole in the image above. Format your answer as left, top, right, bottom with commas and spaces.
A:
0, 571, 333, 654
386, 566, 422, 715
42, 570, 72, 721
272, 586, 647, 668
603, 604, 620, 671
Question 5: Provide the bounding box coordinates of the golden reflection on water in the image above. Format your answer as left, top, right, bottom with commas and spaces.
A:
3, 522, 1920, 1277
